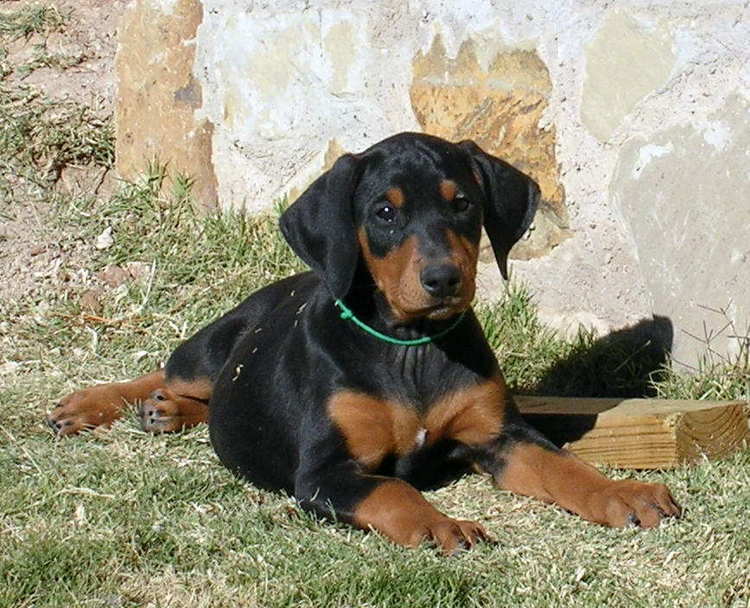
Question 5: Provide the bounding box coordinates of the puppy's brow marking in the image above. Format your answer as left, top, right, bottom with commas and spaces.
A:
439, 180, 457, 201
385, 187, 405, 207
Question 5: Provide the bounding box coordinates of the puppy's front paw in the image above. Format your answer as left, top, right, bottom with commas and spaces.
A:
586, 480, 681, 528
414, 517, 490, 555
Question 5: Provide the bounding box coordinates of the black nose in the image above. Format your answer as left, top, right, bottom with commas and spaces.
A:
420, 264, 461, 298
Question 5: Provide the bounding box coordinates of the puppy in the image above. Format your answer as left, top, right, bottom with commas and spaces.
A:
48, 133, 680, 553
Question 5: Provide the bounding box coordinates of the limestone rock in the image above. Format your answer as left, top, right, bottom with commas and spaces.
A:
410, 35, 572, 264
115, 0, 218, 208
581, 11, 675, 142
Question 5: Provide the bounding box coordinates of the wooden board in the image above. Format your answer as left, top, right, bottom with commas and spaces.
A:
516, 396, 750, 469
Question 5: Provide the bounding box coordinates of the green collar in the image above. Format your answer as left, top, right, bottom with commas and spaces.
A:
333, 299, 466, 346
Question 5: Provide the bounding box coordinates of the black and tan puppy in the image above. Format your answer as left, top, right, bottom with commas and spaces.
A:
47, 133, 680, 553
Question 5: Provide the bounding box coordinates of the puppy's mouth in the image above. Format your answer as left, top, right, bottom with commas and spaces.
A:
425, 303, 463, 320
397, 297, 468, 321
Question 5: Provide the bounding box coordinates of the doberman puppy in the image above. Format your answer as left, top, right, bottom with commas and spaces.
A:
47, 133, 680, 553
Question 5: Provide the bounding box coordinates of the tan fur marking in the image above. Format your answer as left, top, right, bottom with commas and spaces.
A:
385, 187, 405, 208
444, 229, 479, 310
48, 370, 167, 436
354, 480, 489, 552
496, 443, 598, 504
439, 179, 457, 201
354, 480, 447, 545
495, 443, 681, 527
140, 385, 210, 432
425, 375, 508, 445
110, 369, 166, 403
329, 377, 509, 468
358, 228, 478, 321
357, 229, 427, 321
328, 391, 420, 470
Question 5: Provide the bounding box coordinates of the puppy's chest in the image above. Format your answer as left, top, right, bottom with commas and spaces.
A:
327, 377, 508, 472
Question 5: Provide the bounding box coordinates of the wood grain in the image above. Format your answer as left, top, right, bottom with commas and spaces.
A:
517, 396, 750, 469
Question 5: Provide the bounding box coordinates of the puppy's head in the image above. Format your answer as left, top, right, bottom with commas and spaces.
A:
280, 133, 539, 322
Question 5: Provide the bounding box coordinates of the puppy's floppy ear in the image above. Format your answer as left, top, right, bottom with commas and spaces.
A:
279, 154, 360, 299
459, 140, 540, 279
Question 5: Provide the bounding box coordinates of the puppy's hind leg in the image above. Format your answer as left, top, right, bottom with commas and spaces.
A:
138, 376, 212, 433
47, 370, 166, 436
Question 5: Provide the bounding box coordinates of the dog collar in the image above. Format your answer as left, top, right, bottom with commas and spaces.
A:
333, 299, 466, 346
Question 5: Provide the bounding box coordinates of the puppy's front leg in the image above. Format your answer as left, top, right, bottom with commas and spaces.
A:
295, 462, 487, 554
481, 423, 681, 528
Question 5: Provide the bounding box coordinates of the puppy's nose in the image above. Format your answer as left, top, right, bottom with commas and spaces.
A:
420, 264, 461, 298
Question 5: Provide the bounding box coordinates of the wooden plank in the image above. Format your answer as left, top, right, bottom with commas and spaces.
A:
516, 396, 750, 469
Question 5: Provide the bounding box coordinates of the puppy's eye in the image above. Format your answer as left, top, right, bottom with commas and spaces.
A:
454, 194, 471, 212
375, 205, 397, 222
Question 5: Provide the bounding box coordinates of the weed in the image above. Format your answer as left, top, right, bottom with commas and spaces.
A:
0, 84, 114, 203
656, 304, 750, 401
0, 5, 66, 41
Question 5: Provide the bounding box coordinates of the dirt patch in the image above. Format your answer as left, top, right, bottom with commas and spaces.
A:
2, 0, 127, 110
0, 0, 126, 305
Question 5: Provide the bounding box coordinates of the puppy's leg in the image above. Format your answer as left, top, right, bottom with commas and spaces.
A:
47, 370, 166, 436
485, 426, 681, 528
47, 371, 213, 436
295, 464, 488, 554
138, 377, 212, 433
352, 478, 489, 553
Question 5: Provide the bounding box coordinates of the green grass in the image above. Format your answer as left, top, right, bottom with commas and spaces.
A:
2, 173, 749, 607
0, 84, 114, 196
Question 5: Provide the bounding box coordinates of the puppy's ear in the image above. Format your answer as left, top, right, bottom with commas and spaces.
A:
280, 154, 360, 299
459, 140, 540, 279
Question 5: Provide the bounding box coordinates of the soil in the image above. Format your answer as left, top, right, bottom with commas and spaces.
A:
3, 0, 126, 110
0, 0, 127, 305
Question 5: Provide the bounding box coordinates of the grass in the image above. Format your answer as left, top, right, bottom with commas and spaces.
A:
0, 5, 66, 41
1, 171, 749, 607
0, 84, 114, 196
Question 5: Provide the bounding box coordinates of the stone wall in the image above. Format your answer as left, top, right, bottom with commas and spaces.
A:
115, 0, 750, 367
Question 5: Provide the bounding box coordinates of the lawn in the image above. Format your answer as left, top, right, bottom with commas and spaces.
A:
1, 167, 749, 607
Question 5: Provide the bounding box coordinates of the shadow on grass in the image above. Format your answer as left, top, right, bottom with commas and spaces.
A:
522, 315, 673, 447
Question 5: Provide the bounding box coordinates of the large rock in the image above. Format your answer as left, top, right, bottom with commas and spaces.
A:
410, 35, 572, 267
299, 36, 571, 269
115, 0, 218, 207
613, 94, 750, 364
112, 0, 750, 367
581, 11, 675, 142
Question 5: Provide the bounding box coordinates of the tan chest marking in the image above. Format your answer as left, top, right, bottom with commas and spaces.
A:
423, 376, 508, 445
327, 392, 421, 470
328, 377, 510, 470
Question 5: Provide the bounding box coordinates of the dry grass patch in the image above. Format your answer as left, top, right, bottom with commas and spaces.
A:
1, 175, 748, 607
